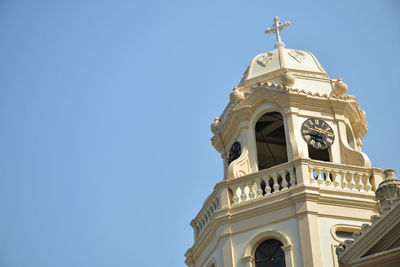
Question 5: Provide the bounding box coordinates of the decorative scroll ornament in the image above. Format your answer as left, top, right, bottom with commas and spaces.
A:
288, 50, 306, 63
257, 52, 274, 66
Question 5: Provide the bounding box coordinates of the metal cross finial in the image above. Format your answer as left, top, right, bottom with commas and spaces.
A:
265, 16, 291, 48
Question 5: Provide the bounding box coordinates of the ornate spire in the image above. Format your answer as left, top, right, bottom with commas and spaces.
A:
265, 16, 291, 48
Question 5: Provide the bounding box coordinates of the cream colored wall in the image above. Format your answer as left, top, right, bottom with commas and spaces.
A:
317, 217, 371, 267
268, 76, 332, 95
191, 224, 233, 267
192, 217, 303, 267
292, 78, 332, 95
193, 234, 218, 267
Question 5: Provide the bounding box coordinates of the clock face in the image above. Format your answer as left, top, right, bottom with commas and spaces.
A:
228, 141, 241, 165
301, 118, 335, 149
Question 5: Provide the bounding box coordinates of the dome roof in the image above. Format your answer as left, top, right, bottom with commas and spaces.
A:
238, 47, 328, 87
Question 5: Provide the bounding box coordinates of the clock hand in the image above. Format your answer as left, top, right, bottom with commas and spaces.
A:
315, 127, 335, 137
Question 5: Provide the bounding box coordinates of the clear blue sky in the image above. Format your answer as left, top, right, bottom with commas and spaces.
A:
0, 1, 399, 266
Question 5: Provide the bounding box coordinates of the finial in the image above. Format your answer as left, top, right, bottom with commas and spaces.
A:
265, 16, 291, 48
376, 169, 400, 212
210, 117, 221, 135
333, 77, 348, 96
281, 70, 295, 87
230, 86, 244, 104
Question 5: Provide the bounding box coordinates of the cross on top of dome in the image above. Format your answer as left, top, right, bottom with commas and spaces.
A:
265, 16, 291, 48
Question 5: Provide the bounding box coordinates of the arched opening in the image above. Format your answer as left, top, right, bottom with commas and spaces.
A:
255, 239, 286, 267
255, 112, 288, 170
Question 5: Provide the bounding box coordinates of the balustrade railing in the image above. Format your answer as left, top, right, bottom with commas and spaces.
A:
194, 195, 220, 237
192, 159, 375, 241
308, 163, 372, 192
228, 163, 296, 205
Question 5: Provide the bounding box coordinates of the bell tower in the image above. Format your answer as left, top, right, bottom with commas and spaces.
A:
185, 17, 385, 267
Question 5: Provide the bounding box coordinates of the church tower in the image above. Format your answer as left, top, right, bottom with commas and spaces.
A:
185, 17, 385, 267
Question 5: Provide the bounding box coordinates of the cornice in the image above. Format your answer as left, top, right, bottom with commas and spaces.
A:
240, 67, 330, 90
211, 85, 368, 154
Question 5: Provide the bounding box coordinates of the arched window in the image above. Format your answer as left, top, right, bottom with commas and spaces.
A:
255, 239, 286, 267
255, 112, 288, 170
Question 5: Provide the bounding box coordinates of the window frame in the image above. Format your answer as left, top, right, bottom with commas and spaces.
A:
242, 230, 294, 267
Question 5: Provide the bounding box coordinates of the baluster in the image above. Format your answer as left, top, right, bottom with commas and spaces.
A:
248, 180, 255, 199
272, 173, 280, 192
332, 170, 339, 188
289, 168, 296, 188
240, 183, 247, 201
325, 169, 333, 187
265, 176, 272, 195
342, 171, 349, 190
280, 171, 288, 190
356, 173, 365, 192
230, 185, 239, 203
310, 167, 316, 184
256, 178, 263, 197
204, 213, 208, 223
214, 198, 219, 209
364, 174, 372, 192
348, 172, 356, 191
317, 168, 324, 185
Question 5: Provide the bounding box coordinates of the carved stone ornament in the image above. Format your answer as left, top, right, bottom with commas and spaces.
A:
210, 117, 221, 134
376, 169, 400, 202
281, 71, 295, 87
288, 49, 306, 63
333, 77, 348, 96
257, 52, 274, 67
376, 169, 400, 213
230, 86, 244, 104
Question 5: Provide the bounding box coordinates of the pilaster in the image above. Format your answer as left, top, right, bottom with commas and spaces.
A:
295, 199, 323, 267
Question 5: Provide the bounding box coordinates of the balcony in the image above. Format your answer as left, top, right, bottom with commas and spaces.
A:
191, 158, 381, 241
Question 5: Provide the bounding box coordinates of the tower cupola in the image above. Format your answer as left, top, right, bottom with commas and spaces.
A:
186, 18, 384, 267
211, 17, 370, 180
